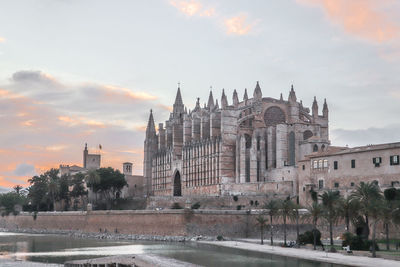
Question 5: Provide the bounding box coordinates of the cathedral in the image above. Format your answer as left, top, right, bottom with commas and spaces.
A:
144, 82, 330, 199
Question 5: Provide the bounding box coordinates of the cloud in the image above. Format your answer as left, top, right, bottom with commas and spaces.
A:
0, 70, 171, 188
169, 0, 256, 35
169, 0, 203, 16
14, 163, 36, 176
331, 124, 400, 147
297, 0, 400, 43
0, 37, 5, 43
224, 14, 254, 36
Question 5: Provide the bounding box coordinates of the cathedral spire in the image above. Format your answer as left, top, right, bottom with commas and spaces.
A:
221, 89, 228, 109
243, 88, 248, 101
288, 84, 297, 102
253, 81, 262, 100
232, 89, 239, 106
215, 99, 219, 109
173, 85, 184, 114
280, 93, 283, 101
323, 98, 328, 118
207, 89, 214, 110
146, 109, 156, 136
312, 96, 318, 118
194, 97, 200, 111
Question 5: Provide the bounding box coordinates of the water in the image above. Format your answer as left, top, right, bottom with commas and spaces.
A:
0, 232, 344, 266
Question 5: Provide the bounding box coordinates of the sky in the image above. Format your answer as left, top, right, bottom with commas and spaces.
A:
0, 0, 400, 189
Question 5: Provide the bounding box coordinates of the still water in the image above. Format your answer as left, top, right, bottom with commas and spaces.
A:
0, 232, 345, 266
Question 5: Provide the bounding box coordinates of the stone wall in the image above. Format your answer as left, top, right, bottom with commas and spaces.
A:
1, 210, 399, 240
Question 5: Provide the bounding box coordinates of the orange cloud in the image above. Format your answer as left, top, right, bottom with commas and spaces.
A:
0, 37, 5, 43
169, 0, 203, 16
224, 15, 253, 35
45, 145, 68, 152
297, 0, 400, 43
103, 85, 157, 101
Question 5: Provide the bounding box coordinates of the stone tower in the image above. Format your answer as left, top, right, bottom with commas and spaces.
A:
143, 109, 157, 196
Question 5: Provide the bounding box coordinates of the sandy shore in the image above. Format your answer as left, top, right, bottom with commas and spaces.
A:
199, 240, 399, 267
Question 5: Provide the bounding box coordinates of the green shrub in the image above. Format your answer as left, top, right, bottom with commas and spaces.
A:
171, 202, 183, 209
191, 202, 201, 209
233, 195, 238, 202
298, 230, 322, 245
250, 200, 254, 206
236, 205, 242, 210
342, 232, 379, 251
217, 235, 223, 241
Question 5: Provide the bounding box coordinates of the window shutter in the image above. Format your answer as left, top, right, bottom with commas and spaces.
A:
373, 158, 376, 164
390, 156, 393, 165
379, 157, 382, 163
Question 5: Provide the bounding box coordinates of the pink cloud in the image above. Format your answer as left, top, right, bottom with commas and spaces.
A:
224, 14, 254, 36
0, 37, 5, 43
297, 0, 400, 43
169, 0, 204, 17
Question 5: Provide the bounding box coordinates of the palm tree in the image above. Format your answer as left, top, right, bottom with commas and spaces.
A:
320, 190, 341, 249
48, 179, 59, 211
350, 182, 382, 239
279, 198, 295, 246
293, 200, 302, 246
256, 214, 268, 245
85, 169, 100, 205
264, 199, 280, 246
339, 196, 360, 232
303, 202, 323, 250
367, 198, 384, 257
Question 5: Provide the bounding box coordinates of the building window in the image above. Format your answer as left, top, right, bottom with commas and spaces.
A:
350, 182, 355, 187
302, 164, 305, 170
323, 159, 328, 168
313, 160, 318, 169
334, 161, 338, 170
334, 182, 339, 188
390, 155, 399, 165
318, 180, 324, 189
372, 157, 382, 167
351, 159, 356, 168
391, 181, 399, 187
257, 136, 260, 151
313, 144, 318, 152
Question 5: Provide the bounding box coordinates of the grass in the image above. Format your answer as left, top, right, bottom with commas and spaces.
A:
376, 238, 400, 244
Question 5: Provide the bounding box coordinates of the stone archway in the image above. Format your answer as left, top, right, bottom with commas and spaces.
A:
173, 171, 182, 196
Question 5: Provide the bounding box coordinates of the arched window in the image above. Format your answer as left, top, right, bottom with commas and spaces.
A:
321, 144, 326, 151
313, 144, 318, 152
303, 130, 313, 140
288, 131, 295, 166
264, 106, 286, 126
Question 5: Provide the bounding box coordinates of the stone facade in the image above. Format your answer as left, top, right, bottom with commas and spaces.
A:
144, 82, 330, 199
298, 143, 400, 205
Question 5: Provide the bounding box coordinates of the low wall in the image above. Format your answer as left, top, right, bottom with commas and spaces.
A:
1, 210, 398, 241
0, 210, 310, 239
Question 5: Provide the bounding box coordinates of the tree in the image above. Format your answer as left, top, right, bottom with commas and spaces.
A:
58, 174, 71, 211
320, 190, 341, 250
13, 185, 23, 195
264, 199, 280, 246
292, 200, 302, 246
28, 175, 49, 211
350, 182, 382, 240
85, 169, 100, 204
279, 198, 295, 246
339, 196, 360, 232
303, 202, 323, 250
0, 192, 27, 216
71, 173, 88, 210
255, 214, 268, 245
367, 198, 384, 257
93, 167, 127, 209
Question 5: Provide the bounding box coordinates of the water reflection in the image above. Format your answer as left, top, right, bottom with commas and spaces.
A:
0, 232, 344, 267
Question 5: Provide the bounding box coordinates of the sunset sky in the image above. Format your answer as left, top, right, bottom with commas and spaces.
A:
1, 0, 400, 189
